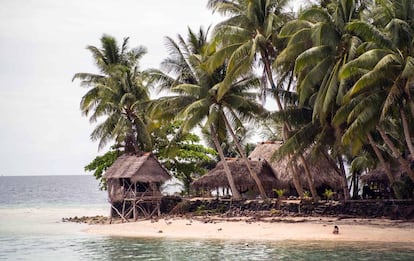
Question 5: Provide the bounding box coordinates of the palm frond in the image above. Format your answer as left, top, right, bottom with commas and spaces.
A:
295, 45, 332, 74
346, 21, 392, 48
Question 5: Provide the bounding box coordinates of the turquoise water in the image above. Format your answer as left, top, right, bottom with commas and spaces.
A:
1, 175, 414, 260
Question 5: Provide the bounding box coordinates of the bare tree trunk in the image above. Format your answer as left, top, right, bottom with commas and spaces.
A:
337, 155, 350, 201
400, 109, 414, 156
289, 158, 305, 197
299, 154, 319, 201
368, 133, 395, 185
262, 55, 284, 111
351, 172, 359, 199
281, 121, 309, 198
321, 150, 351, 200
210, 125, 241, 200
404, 82, 414, 118
377, 127, 414, 183
223, 115, 267, 199
264, 55, 311, 199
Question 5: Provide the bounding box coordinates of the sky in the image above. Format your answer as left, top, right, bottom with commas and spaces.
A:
0, 0, 301, 176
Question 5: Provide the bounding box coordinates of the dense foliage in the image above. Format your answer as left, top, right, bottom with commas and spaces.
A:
75, 0, 414, 199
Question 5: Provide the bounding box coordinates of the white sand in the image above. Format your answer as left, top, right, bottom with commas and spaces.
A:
85, 217, 414, 242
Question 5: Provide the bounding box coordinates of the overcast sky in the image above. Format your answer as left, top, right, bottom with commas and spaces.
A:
0, 0, 302, 176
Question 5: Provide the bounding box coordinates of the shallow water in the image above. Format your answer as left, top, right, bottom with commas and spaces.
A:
1, 175, 414, 260
2, 233, 414, 261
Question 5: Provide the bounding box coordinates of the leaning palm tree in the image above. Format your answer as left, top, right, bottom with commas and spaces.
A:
273, 0, 368, 200
337, 0, 414, 183
151, 27, 267, 199
73, 35, 152, 152
209, 0, 327, 199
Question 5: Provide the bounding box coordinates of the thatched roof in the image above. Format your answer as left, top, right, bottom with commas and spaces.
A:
192, 158, 280, 190
361, 167, 402, 183
248, 141, 342, 190
103, 153, 171, 183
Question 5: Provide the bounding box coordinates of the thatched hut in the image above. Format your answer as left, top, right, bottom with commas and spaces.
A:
192, 158, 280, 198
360, 168, 401, 199
103, 152, 171, 221
248, 141, 342, 197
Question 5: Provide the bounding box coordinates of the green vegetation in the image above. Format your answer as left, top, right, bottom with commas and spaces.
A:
323, 189, 335, 201
84, 149, 120, 190
273, 189, 286, 199
74, 0, 414, 199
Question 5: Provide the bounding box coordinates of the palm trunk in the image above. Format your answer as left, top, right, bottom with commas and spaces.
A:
282, 121, 309, 198
400, 109, 414, 156
377, 127, 414, 183
322, 150, 351, 200
264, 54, 312, 199
299, 154, 319, 201
262, 55, 284, 111
337, 155, 350, 201
210, 125, 241, 200
351, 172, 359, 199
223, 115, 267, 199
404, 82, 414, 118
289, 158, 305, 197
368, 133, 395, 185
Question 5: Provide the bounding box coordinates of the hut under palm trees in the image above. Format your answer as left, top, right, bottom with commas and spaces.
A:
192, 158, 280, 199
360, 168, 396, 199
103, 152, 171, 222
360, 167, 414, 199
248, 141, 342, 198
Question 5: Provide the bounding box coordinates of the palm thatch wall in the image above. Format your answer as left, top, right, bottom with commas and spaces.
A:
360, 167, 402, 184
192, 158, 280, 196
248, 141, 342, 192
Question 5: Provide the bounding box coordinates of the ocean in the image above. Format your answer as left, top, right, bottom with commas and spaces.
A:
0, 175, 413, 261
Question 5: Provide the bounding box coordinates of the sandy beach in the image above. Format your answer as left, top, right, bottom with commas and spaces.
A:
85, 216, 414, 243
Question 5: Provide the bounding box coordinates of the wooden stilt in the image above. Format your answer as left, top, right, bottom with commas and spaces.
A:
110, 204, 129, 223
133, 200, 137, 221
121, 201, 126, 222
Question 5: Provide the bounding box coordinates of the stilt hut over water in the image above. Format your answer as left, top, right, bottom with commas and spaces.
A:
192, 158, 280, 198
103, 152, 171, 221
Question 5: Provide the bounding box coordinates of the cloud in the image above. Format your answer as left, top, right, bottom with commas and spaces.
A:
0, 0, 220, 175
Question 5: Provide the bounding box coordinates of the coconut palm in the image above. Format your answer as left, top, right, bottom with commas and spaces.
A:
337, 0, 414, 182
208, 0, 334, 199
207, 0, 293, 109
273, 0, 369, 200
151, 27, 267, 199
73, 35, 152, 152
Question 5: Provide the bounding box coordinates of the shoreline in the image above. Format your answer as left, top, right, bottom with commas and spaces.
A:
84, 216, 414, 243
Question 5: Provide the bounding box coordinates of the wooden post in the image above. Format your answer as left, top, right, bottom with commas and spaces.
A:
133, 200, 137, 221
110, 204, 129, 223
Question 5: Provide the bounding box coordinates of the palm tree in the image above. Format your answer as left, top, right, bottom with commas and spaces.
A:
274, 0, 369, 200
208, 0, 326, 199
151, 27, 267, 199
207, 0, 293, 109
73, 35, 152, 152
337, 0, 414, 182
